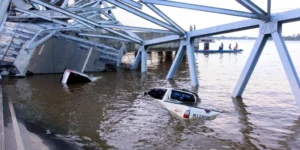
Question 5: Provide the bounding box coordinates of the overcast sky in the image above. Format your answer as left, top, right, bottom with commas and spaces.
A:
70, 0, 300, 37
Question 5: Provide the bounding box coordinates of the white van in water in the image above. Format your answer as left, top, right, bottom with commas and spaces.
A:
145, 88, 221, 119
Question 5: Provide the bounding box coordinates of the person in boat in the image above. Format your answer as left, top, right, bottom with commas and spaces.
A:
189, 25, 193, 31
219, 42, 224, 50
229, 44, 232, 50
234, 42, 238, 50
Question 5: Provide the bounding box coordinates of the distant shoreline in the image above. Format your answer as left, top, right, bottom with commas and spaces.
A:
213, 37, 300, 41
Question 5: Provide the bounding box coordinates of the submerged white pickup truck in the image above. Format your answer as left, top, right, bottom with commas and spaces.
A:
145, 88, 221, 120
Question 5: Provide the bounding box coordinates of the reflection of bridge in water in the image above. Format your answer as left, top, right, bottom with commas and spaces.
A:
0, 0, 299, 105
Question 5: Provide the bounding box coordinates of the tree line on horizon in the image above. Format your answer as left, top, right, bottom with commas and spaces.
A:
214, 34, 300, 41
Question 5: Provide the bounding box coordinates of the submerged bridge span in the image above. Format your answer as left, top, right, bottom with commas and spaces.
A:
0, 0, 299, 106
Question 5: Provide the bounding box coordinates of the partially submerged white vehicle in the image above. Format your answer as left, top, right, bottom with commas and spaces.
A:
145, 88, 221, 120
61, 69, 99, 84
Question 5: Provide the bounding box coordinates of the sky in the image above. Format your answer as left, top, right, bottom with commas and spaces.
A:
70, 0, 300, 37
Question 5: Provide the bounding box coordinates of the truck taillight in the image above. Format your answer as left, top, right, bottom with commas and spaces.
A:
183, 109, 190, 119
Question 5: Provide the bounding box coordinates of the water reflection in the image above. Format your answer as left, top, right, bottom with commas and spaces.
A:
232, 97, 260, 149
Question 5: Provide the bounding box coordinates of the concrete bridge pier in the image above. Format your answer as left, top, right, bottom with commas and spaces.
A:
158, 51, 163, 56
165, 51, 173, 61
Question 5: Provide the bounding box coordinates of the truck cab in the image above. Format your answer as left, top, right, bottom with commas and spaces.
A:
147, 88, 200, 106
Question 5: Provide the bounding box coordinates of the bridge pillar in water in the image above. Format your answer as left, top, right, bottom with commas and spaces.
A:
166, 39, 199, 86
141, 46, 148, 73
131, 45, 148, 73
165, 51, 173, 61
232, 21, 300, 106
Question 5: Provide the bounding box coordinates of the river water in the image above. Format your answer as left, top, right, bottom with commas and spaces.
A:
2, 39, 300, 149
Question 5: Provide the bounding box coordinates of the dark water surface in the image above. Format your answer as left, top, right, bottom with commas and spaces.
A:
3, 39, 300, 149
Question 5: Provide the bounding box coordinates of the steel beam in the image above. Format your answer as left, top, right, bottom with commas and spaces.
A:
14, 8, 70, 26
28, 31, 58, 50
67, 7, 116, 12
79, 33, 132, 42
188, 19, 261, 38
72, 13, 99, 25
78, 1, 97, 8
104, 28, 143, 44
144, 3, 185, 34
0, 13, 7, 32
26, 27, 80, 49
29, 0, 95, 30
0, 0, 10, 32
236, 0, 267, 18
141, 8, 300, 46
30, 0, 142, 43
186, 39, 199, 86
12, 0, 32, 10
232, 33, 269, 97
272, 31, 300, 106
166, 41, 186, 79
104, 0, 181, 33
141, 0, 259, 19
30, 0, 97, 26
120, 0, 143, 9
275, 8, 300, 24
70, 0, 84, 7
99, 24, 175, 34
145, 35, 181, 46
98, 9, 116, 21
59, 34, 119, 52
102, 1, 143, 41
92, 1, 101, 7
267, 0, 271, 17
97, 20, 119, 24
101, 1, 117, 20
131, 46, 143, 70
61, 0, 69, 8
50, 0, 60, 4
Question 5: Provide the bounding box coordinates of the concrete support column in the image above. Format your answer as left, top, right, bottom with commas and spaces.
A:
232, 33, 269, 97
117, 46, 124, 67
131, 47, 142, 70
131, 45, 147, 70
272, 31, 300, 106
166, 41, 186, 79
165, 51, 172, 61
186, 38, 199, 86
141, 46, 148, 73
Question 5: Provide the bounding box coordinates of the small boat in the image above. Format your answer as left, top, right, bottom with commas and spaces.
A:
144, 88, 221, 119
195, 49, 243, 53
61, 69, 99, 84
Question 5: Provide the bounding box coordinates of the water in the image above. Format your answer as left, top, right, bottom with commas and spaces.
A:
2, 39, 300, 149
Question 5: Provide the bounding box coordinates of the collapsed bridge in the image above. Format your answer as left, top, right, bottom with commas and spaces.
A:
0, 0, 299, 106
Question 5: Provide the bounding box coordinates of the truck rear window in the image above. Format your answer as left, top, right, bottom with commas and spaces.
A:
170, 90, 195, 102
148, 88, 167, 100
